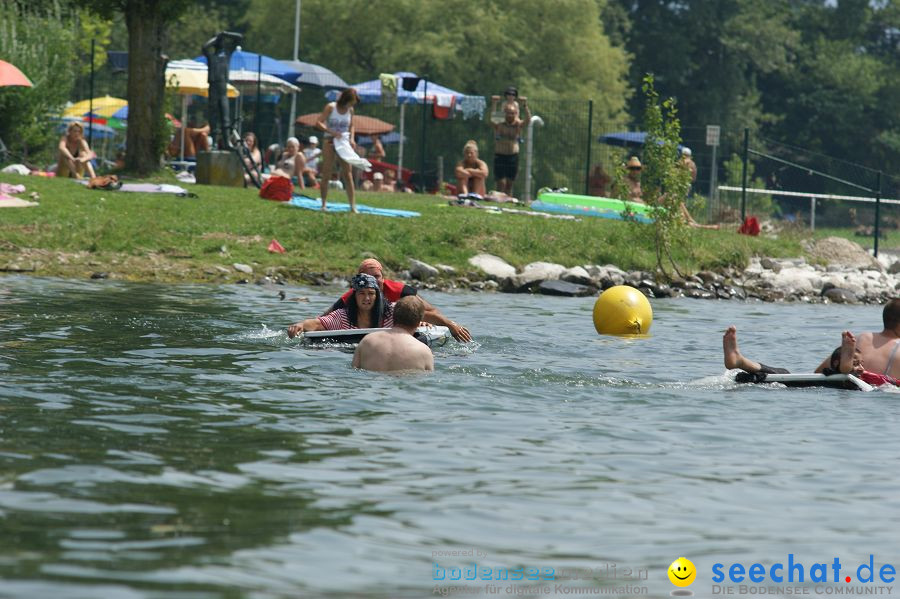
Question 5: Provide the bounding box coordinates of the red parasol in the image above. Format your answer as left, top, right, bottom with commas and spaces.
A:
0, 60, 33, 88
295, 113, 394, 136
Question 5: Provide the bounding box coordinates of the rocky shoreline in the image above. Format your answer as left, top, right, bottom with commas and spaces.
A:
376, 237, 900, 305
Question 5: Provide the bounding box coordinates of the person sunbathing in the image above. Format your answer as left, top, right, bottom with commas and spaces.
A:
454, 140, 488, 197
57, 121, 96, 179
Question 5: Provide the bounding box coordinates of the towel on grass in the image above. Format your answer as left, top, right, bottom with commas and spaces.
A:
287, 195, 419, 218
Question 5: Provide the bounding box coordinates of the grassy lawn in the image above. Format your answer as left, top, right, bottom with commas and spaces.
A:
0, 172, 834, 283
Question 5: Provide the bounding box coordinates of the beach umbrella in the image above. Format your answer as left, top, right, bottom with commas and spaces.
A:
108, 105, 181, 128
165, 64, 239, 98
0, 59, 32, 87
57, 117, 117, 140
295, 112, 394, 136
326, 72, 465, 183
325, 71, 464, 105
63, 95, 127, 119
228, 69, 301, 95
357, 131, 406, 146
193, 50, 301, 83
278, 59, 348, 89
165, 64, 239, 162
598, 131, 683, 151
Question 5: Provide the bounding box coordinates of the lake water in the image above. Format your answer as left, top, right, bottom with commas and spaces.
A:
2, 275, 899, 599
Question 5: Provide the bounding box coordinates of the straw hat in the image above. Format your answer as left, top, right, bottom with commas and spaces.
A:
626, 156, 642, 169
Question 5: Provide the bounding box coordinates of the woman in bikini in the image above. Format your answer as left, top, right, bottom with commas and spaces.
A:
57, 121, 96, 179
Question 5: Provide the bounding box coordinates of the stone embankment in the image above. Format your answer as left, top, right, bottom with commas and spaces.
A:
395, 237, 900, 304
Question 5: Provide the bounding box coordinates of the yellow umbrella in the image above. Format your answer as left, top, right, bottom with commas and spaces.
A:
62, 95, 127, 118
165, 68, 239, 98
164, 64, 239, 162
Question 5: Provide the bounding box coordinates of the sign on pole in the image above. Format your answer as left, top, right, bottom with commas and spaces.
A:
706, 125, 720, 147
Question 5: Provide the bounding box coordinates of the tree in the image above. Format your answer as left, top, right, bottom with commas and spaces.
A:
76, 0, 195, 175
244, 0, 631, 123
0, 3, 78, 163
616, 75, 691, 279
616, 0, 798, 140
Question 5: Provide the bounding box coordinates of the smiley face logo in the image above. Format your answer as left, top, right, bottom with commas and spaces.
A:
668, 557, 696, 587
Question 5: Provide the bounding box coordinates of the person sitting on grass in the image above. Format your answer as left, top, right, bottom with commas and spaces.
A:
271, 137, 306, 191
57, 121, 96, 180
353, 296, 435, 373
287, 273, 392, 338
454, 140, 489, 197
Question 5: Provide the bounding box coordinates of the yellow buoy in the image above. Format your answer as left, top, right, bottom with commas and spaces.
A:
593, 285, 653, 335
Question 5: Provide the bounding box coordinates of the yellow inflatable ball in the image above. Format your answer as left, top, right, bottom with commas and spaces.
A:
593, 285, 653, 335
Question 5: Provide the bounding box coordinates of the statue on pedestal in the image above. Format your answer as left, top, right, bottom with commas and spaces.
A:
201, 31, 242, 150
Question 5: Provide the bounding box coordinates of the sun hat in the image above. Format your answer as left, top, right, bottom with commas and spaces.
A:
682, 147, 692, 156
308, 135, 319, 145
626, 156, 642, 169
373, 172, 384, 180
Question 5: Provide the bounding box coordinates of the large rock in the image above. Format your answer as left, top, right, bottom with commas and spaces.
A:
561, 266, 593, 285
803, 236, 882, 271
506, 261, 567, 292
765, 266, 822, 294
538, 280, 593, 297
822, 287, 859, 304
409, 258, 439, 280
468, 253, 516, 280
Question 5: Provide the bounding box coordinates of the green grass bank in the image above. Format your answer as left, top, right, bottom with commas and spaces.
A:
0, 173, 884, 284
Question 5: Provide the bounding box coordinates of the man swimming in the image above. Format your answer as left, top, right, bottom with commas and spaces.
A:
353, 296, 434, 373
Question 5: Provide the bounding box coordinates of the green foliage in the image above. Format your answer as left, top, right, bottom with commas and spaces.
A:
244, 0, 630, 123
165, 2, 233, 59
0, 3, 78, 164
632, 74, 691, 278
722, 153, 777, 218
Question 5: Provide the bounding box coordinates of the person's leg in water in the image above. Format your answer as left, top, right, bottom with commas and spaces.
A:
839, 330, 863, 375
723, 326, 763, 372
723, 325, 791, 375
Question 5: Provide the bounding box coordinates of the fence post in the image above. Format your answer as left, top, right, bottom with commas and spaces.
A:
585, 100, 593, 196
810, 197, 816, 232
741, 127, 749, 222
89, 39, 95, 149
874, 171, 882, 258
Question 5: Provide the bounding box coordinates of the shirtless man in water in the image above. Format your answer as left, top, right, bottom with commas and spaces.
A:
353, 296, 434, 373
722, 298, 900, 384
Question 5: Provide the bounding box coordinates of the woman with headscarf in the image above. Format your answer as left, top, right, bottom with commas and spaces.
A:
287, 273, 394, 337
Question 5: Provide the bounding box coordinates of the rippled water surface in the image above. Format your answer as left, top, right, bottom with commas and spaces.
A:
2, 276, 899, 599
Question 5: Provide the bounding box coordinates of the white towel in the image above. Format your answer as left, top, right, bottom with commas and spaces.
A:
334, 133, 372, 171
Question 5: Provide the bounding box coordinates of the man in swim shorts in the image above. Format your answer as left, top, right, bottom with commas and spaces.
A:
324, 258, 472, 342
723, 298, 900, 387
353, 296, 434, 373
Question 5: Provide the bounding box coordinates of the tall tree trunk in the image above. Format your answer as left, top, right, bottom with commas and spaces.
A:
124, 1, 167, 176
